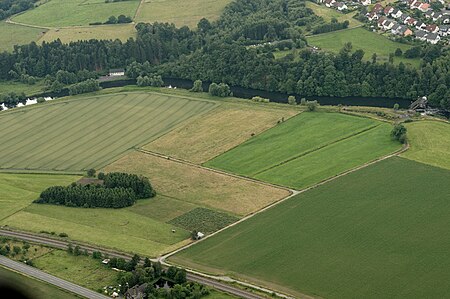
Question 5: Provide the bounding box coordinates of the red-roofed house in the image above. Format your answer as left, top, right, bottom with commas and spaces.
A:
372, 3, 384, 13
418, 3, 430, 12
384, 6, 394, 15
425, 24, 439, 33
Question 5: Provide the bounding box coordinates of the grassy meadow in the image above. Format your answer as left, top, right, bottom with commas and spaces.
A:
40, 24, 137, 43
0, 266, 80, 299
206, 112, 401, 189
0, 173, 79, 221
172, 157, 450, 298
305, 2, 362, 28
0, 21, 46, 52
13, 0, 140, 27
401, 121, 450, 170
0, 80, 45, 96
103, 151, 290, 216
135, 0, 231, 28
0, 92, 216, 172
146, 103, 298, 164
307, 27, 420, 67
33, 250, 118, 291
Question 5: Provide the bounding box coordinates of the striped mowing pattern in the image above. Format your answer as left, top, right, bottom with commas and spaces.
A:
0, 93, 215, 172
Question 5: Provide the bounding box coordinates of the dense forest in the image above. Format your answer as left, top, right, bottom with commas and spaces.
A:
35, 172, 155, 208
0, 0, 448, 109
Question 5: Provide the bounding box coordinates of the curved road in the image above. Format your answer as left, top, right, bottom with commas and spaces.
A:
0, 229, 265, 299
0, 255, 109, 299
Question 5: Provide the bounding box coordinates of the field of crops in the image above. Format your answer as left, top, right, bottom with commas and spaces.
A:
12, 0, 140, 27
169, 208, 238, 233
401, 121, 450, 170
206, 112, 401, 189
0, 92, 216, 172
135, 0, 231, 28
172, 157, 450, 298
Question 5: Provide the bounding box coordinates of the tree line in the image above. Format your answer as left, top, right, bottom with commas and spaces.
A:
34, 172, 156, 208
0, 0, 448, 110
0, 0, 36, 20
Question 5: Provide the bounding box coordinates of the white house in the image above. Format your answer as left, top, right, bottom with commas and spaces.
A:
360, 0, 371, 6
108, 69, 125, 77
391, 9, 403, 18
425, 33, 440, 44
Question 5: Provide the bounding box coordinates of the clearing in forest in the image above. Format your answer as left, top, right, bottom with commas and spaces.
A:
0, 92, 216, 172
171, 157, 450, 298
12, 0, 140, 27
401, 120, 450, 170
206, 112, 402, 189
135, 0, 232, 28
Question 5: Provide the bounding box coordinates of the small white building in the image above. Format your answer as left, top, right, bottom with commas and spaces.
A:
109, 69, 125, 77
196, 232, 205, 239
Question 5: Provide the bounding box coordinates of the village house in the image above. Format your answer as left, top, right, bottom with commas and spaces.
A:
360, 0, 371, 6
418, 2, 430, 12
325, 0, 336, 7
367, 11, 380, 21
372, 3, 384, 13
406, 17, 418, 26
415, 21, 427, 30
408, 0, 418, 8
108, 69, 125, 76
391, 8, 403, 18
333, 2, 348, 11
432, 12, 443, 21
384, 6, 394, 15
443, 16, 450, 24
425, 33, 440, 43
398, 13, 409, 23
438, 24, 449, 36
425, 24, 439, 33
415, 30, 428, 41
392, 24, 413, 36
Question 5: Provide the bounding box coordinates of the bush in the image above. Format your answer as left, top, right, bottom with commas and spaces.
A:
393, 103, 399, 110
136, 75, 164, 87
59, 233, 68, 238
87, 168, 96, 177
209, 83, 232, 97
251, 96, 270, 103
68, 79, 100, 95
288, 95, 296, 105
306, 100, 319, 111
36, 97, 46, 103
300, 98, 307, 106
391, 124, 407, 143
190, 80, 203, 92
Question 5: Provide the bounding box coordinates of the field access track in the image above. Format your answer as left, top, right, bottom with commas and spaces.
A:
0, 93, 215, 172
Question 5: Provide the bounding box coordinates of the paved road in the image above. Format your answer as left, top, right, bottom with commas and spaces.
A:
0, 229, 266, 299
0, 255, 109, 299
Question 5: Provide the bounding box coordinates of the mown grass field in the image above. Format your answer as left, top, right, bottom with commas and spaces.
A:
13, 0, 140, 27
146, 103, 298, 164
0, 173, 79, 221
0, 92, 216, 172
33, 250, 118, 291
307, 27, 421, 67
40, 24, 137, 43
206, 112, 401, 189
0, 266, 80, 299
172, 157, 450, 298
103, 151, 290, 216
135, 0, 231, 28
401, 121, 450, 170
0, 21, 46, 52
305, 2, 362, 28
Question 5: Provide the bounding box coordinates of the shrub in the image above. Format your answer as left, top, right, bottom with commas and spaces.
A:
391, 124, 407, 143
306, 100, 319, 112
288, 95, 296, 105
393, 103, 400, 110
87, 168, 96, 177
209, 83, 232, 97
59, 233, 68, 238
190, 80, 203, 92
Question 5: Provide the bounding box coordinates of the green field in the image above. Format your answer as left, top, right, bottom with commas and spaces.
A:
401, 121, 450, 170
135, 0, 232, 28
172, 157, 450, 298
0, 80, 45, 96
0, 173, 79, 221
0, 266, 80, 299
0, 92, 216, 172
33, 250, 118, 291
12, 0, 140, 27
206, 112, 401, 189
305, 2, 362, 28
307, 27, 420, 67
0, 21, 46, 52
40, 24, 137, 43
